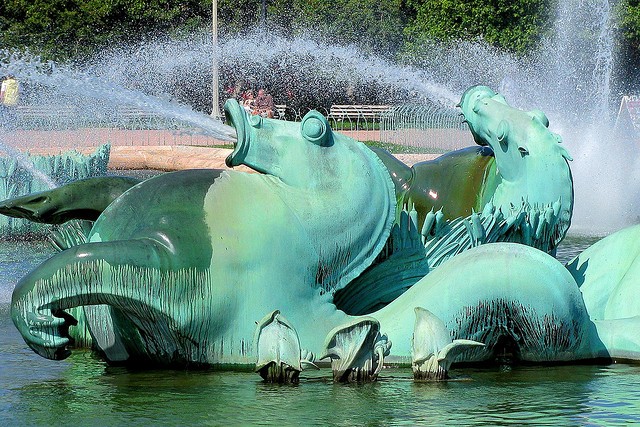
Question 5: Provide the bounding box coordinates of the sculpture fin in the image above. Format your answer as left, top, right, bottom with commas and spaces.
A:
412, 307, 451, 364
437, 339, 486, 364
254, 310, 303, 383
0, 176, 141, 224
413, 307, 485, 381
10, 237, 184, 363
321, 317, 389, 382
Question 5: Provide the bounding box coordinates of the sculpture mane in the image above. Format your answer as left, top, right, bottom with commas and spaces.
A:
336, 86, 576, 314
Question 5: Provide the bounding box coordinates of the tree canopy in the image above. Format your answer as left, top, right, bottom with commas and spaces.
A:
403, 0, 555, 54
0, 0, 559, 61
2, 0, 640, 98
0, 0, 211, 60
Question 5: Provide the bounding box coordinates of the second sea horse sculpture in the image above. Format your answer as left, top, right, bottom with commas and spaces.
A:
336, 85, 575, 314
373, 85, 574, 250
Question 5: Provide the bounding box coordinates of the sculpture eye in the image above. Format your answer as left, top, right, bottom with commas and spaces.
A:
301, 111, 331, 146
249, 114, 262, 127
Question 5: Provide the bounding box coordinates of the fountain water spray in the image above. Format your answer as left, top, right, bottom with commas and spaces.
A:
0, 0, 635, 233
0, 50, 237, 142
0, 133, 57, 189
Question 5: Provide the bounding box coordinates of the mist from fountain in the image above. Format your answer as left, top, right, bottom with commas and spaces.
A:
0, 133, 58, 189
0, 51, 237, 143
0, 0, 635, 235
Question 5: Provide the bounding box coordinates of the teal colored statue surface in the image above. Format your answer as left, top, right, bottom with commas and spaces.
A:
6, 86, 640, 371
374, 85, 573, 253
11, 99, 397, 364
566, 224, 640, 360
338, 86, 575, 313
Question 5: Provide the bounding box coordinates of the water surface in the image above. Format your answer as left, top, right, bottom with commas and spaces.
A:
2, 235, 639, 426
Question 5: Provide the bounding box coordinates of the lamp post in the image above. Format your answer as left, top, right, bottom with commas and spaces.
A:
211, 0, 221, 118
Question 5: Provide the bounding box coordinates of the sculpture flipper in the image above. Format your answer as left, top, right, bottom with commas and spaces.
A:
11, 237, 175, 361
412, 307, 484, 380
254, 310, 304, 383
321, 317, 391, 383
0, 176, 142, 224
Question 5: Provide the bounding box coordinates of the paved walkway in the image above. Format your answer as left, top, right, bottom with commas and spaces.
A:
1, 128, 438, 171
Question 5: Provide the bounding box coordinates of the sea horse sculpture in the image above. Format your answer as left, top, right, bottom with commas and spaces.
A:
10, 86, 637, 369
10, 99, 396, 365
373, 85, 573, 250
337, 86, 575, 314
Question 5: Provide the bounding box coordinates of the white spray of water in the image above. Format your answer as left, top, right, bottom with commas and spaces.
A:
1, 0, 636, 234
1, 51, 236, 142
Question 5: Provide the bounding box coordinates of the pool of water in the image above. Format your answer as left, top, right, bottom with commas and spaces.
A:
2, 235, 640, 426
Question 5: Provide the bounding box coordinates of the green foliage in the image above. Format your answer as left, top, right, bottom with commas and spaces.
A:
403, 0, 555, 54
218, 0, 262, 35
288, 0, 407, 55
0, 0, 211, 61
618, 0, 640, 48
2, 0, 640, 95
613, 1, 640, 94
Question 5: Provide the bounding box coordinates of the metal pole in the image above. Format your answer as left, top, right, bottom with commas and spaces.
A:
211, 0, 221, 118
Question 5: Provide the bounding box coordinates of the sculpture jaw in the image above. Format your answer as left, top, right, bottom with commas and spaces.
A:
222, 98, 293, 179
224, 98, 253, 169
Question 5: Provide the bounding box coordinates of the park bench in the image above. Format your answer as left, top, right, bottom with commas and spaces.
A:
275, 104, 287, 119
328, 104, 391, 130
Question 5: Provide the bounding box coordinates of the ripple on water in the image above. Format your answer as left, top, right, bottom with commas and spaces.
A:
3, 237, 640, 426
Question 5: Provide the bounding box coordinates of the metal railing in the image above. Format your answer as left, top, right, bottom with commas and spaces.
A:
3, 103, 475, 153
3, 105, 228, 150
380, 104, 474, 152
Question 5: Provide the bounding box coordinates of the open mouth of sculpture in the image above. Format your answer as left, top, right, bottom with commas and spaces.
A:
224, 99, 251, 168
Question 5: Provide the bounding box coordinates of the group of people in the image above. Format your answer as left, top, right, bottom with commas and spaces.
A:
224, 81, 277, 118
240, 88, 276, 118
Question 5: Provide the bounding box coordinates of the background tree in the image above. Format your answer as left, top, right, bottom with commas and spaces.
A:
287, 0, 407, 56
402, 0, 555, 55
0, 0, 211, 61
615, 0, 640, 94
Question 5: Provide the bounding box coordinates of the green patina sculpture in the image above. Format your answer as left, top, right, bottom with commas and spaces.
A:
6, 86, 640, 374
566, 224, 640, 360
373, 85, 573, 251
10, 99, 396, 365
337, 86, 575, 314
412, 307, 484, 381
0, 175, 141, 224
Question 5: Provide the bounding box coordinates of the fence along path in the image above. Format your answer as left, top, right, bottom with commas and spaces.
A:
380, 104, 474, 152
3, 103, 473, 153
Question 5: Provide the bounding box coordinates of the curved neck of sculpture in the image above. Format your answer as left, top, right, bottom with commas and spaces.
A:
492, 155, 573, 215
265, 139, 396, 293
